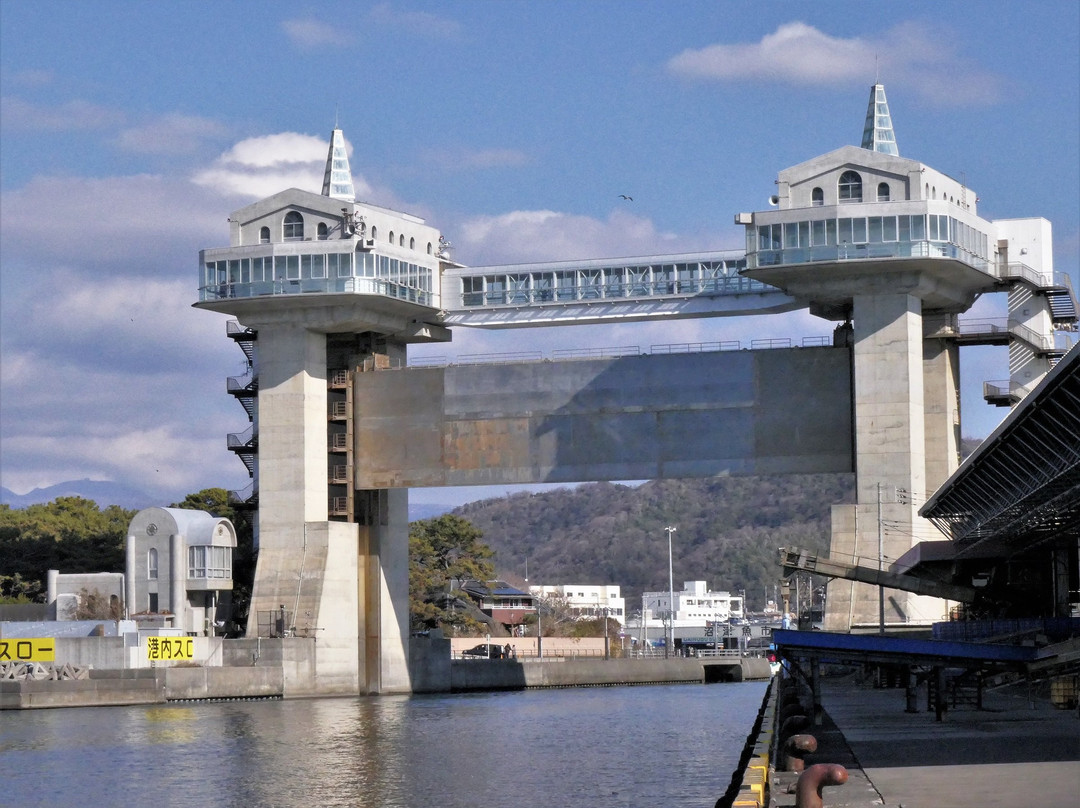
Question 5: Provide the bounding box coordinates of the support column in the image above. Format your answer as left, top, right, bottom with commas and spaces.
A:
847, 292, 928, 627
124, 538, 136, 619
922, 328, 962, 492
257, 324, 329, 529
170, 532, 184, 630
357, 488, 411, 694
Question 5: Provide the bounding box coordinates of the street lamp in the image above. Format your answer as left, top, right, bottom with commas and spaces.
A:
665, 525, 676, 657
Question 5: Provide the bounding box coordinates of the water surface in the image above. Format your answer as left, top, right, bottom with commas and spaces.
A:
1, 682, 766, 807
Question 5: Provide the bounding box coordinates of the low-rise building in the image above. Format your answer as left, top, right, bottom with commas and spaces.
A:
460, 580, 535, 633
530, 583, 626, 626
642, 580, 744, 626
125, 507, 238, 636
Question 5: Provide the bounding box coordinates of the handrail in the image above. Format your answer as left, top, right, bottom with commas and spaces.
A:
652, 340, 741, 354
403, 336, 835, 370
226, 425, 256, 448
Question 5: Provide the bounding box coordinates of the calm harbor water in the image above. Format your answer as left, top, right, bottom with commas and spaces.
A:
1, 681, 766, 808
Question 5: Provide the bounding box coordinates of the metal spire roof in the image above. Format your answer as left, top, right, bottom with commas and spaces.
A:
861, 84, 899, 156
321, 128, 356, 201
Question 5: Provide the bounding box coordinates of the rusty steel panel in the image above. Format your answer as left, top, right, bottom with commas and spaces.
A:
352, 346, 853, 489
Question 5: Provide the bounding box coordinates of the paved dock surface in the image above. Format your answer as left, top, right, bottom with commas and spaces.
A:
774, 674, 1080, 808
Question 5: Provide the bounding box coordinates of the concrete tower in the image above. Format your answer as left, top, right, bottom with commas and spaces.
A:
741, 84, 1063, 629
196, 130, 450, 693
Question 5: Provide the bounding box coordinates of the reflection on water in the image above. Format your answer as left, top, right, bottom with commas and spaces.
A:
1, 682, 766, 808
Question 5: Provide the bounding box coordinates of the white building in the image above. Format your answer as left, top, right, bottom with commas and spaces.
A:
642, 580, 744, 626
531, 584, 626, 625
125, 507, 238, 636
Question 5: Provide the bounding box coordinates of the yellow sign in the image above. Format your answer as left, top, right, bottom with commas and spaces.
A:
146, 636, 194, 661
0, 638, 56, 662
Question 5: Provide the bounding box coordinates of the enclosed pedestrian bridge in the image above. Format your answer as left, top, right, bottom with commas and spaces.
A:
439, 251, 800, 327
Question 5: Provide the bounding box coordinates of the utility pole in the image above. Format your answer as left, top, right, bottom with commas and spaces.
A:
878, 483, 885, 634
665, 526, 677, 657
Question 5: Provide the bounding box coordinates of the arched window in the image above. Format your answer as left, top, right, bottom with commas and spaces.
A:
399, 234, 405, 247
811, 187, 824, 206
427, 242, 433, 255
838, 171, 862, 202
877, 182, 890, 202
370, 226, 378, 240
389, 231, 395, 244
408, 237, 414, 249
317, 222, 328, 240
259, 226, 270, 244
283, 211, 304, 241
148, 548, 158, 580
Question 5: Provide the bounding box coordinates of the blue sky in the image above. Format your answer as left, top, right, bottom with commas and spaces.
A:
1, 1, 1077, 509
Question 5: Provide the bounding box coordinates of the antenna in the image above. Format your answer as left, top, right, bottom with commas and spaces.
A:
875, 54, 879, 84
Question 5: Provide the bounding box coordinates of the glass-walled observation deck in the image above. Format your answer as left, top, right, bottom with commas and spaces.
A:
747, 208, 993, 274
198, 245, 438, 307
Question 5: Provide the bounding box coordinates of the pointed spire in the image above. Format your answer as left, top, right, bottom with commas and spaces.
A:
860, 84, 899, 156
321, 128, 356, 201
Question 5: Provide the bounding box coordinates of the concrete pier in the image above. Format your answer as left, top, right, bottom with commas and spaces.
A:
734, 673, 1080, 808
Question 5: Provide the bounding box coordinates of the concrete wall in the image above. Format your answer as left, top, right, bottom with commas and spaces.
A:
443, 657, 770, 692
354, 346, 853, 488
449, 636, 607, 657
1, 667, 284, 709
164, 666, 282, 700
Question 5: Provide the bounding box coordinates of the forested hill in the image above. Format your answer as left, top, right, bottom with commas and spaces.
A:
453, 474, 855, 614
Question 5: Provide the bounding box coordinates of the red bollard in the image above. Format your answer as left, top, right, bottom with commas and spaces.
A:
794, 763, 848, 808
782, 733, 818, 772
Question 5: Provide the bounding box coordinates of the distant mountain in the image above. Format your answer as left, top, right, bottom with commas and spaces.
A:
450, 474, 856, 614
408, 502, 456, 521
2, 482, 471, 520
0, 479, 159, 511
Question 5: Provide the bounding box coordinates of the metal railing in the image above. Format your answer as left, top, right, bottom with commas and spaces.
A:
403, 336, 835, 370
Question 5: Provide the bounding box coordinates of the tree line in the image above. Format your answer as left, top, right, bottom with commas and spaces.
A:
2, 473, 855, 636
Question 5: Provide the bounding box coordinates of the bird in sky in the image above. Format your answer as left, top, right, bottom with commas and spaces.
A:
618, 194, 633, 201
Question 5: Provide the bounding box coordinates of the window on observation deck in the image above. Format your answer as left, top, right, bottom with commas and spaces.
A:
811, 187, 824, 206
259, 226, 270, 244
877, 182, 891, 202
838, 171, 862, 202
317, 222, 328, 240
283, 211, 304, 241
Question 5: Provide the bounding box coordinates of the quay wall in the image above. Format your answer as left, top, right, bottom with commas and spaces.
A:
2, 634, 772, 708
1, 666, 284, 709
442, 656, 772, 693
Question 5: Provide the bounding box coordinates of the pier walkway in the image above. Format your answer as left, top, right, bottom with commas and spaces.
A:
773, 674, 1079, 808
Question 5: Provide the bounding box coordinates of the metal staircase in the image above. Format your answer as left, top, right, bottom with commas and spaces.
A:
225, 320, 258, 508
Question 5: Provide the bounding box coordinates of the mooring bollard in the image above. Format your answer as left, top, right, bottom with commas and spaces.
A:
794, 763, 848, 808
782, 733, 818, 772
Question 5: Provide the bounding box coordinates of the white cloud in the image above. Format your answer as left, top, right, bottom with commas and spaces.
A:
0, 95, 125, 131
115, 113, 229, 155
281, 19, 350, 49
192, 131, 373, 200
213, 132, 329, 168
0, 173, 223, 266
669, 22, 869, 83
456, 208, 683, 265
667, 21, 1004, 105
